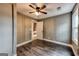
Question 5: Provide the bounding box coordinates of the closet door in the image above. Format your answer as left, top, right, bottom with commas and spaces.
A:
37, 21, 43, 39
32, 20, 43, 40
32, 20, 37, 40
0, 4, 12, 55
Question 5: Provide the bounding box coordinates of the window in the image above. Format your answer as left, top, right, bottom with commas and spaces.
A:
72, 9, 78, 45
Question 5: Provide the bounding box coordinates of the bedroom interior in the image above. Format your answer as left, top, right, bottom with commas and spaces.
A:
16, 3, 79, 56
0, 3, 79, 56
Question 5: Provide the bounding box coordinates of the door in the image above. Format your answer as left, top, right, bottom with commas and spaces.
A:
37, 21, 43, 39
32, 20, 43, 40
0, 4, 12, 56
32, 20, 37, 40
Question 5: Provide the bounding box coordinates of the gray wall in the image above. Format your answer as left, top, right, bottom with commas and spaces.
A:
17, 13, 32, 44
43, 13, 71, 44
43, 17, 56, 41
0, 4, 13, 55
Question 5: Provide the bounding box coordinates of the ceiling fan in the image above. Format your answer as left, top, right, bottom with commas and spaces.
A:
29, 3, 47, 15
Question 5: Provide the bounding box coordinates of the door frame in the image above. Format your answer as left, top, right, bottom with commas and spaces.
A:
12, 4, 17, 56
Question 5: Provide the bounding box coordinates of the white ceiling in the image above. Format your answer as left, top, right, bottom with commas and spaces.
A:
17, 3, 75, 20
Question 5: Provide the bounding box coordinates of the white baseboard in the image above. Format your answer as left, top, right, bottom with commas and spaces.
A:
70, 46, 78, 56
17, 39, 36, 47
39, 39, 72, 47
17, 38, 72, 48
16, 38, 77, 56
39, 39, 78, 56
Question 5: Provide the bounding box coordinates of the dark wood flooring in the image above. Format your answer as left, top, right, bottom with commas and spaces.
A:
17, 39, 74, 56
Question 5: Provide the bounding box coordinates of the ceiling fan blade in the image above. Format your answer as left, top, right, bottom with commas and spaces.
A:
29, 12, 34, 13
40, 11, 47, 14
29, 5, 35, 9
40, 5, 46, 10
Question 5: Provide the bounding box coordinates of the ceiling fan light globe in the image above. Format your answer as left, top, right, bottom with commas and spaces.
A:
35, 12, 41, 16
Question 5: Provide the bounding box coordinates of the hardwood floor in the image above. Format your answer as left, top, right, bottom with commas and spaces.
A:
17, 39, 74, 56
